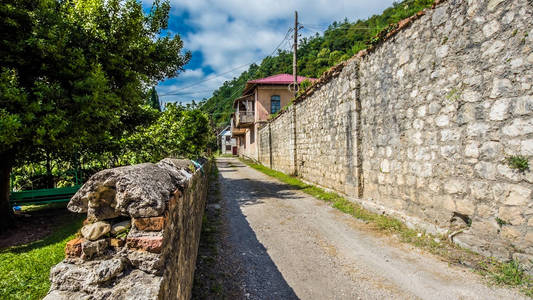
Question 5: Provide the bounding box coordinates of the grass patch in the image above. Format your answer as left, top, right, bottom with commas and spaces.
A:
0, 215, 83, 299
241, 158, 533, 296
507, 155, 529, 173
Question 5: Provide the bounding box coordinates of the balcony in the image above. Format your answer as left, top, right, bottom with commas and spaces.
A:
231, 116, 246, 136
233, 95, 255, 128
235, 111, 255, 128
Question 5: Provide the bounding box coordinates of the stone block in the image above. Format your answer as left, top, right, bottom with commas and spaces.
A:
127, 235, 163, 253
498, 206, 525, 225
81, 239, 109, 260
111, 220, 131, 235
444, 179, 466, 194
65, 238, 84, 258
81, 221, 111, 241
503, 185, 531, 206
134, 216, 166, 231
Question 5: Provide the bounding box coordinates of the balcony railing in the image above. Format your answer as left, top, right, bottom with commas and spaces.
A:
235, 111, 254, 128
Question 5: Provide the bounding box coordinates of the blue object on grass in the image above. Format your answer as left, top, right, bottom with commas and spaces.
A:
13, 206, 21, 211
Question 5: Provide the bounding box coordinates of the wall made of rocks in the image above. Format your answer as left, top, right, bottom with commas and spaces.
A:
44, 158, 210, 300
259, 108, 296, 175
257, 0, 533, 265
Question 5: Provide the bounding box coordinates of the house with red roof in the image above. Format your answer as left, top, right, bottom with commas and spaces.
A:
231, 74, 315, 160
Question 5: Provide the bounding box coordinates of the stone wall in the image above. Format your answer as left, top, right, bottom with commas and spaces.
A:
258, 0, 533, 265
259, 108, 296, 175
44, 158, 210, 300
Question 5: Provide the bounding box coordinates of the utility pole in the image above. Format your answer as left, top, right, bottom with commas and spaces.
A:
292, 10, 298, 176
293, 10, 298, 98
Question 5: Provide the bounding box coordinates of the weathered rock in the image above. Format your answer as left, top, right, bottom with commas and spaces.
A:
68, 161, 191, 220
127, 250, 164, 275
133, 216, 166, 231
49, 258, 126, 293
111, 220, 131, 235
81, 221, 111, 241
81, 239, 109, 260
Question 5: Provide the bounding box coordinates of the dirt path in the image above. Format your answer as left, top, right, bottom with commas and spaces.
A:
216, 157, 526, 300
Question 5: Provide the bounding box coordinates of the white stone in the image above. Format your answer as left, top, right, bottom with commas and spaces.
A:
489, 98, 509, 120
413, 119, 424, 130
441, 129, 460, 142
465, 142, 479, 158
431, 6, 447, 26
411, 131, 423, 145
467, 123, 489, 137
380, 159, 391, 173
475, 162, 497, 180
528, 52, 533, 64
498, 206, 525, 225
436, 45, 449, 58
502, 11, 514, 24
487, 0, 504, 11
482, 40, 505, 57
490, 78, 512, 98
81, 221, 111, 241
497, 164, 521, 182
462, 90, 481, 103
503, 184, 531, 206
444, 179, 466, 194
510, 58, 523, 70
513, 96, 533, 115
479, 141, 502, 160
482, 20, 500, 38
398, 50, 410, 66
470, 181, 490, 200
435, 115, 449, 127
521, 139, 533, 156
440, 145, 457, 158
502, 118, 533, 137
417, 105, 426, 117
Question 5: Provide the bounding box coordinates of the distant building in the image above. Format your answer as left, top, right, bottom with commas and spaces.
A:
231, 74, 315, 160
218, 126, 237, 155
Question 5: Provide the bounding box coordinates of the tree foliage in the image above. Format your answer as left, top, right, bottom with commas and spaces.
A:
0, 0, 192, 231
200, 0, 434, 128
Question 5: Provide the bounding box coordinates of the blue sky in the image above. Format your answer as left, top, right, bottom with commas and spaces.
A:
143, 0, 395, 104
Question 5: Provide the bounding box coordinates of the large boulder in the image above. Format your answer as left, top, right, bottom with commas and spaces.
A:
68, 159, 194, 220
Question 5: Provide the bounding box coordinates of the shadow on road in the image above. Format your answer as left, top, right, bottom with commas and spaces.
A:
218, 160, 299, 300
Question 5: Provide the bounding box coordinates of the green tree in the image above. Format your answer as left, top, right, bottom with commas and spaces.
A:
122, 103, 212, 163
0, 0, 191, 231
148, 87, 162, 112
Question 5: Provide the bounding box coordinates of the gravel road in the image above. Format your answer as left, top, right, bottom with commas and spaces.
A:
217, 157, 525, 300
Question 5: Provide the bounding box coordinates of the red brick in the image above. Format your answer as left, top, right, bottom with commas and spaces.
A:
126, 236, 163, 253
65, 238, 84, 258
133, 216, 166, 231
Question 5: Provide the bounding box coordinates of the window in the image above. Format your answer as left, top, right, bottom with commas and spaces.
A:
225, 136, 231, 142
225, 145, 232, 151
271, 95, 281, 114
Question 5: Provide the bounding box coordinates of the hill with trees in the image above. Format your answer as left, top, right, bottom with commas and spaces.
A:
200, 0, 434, 129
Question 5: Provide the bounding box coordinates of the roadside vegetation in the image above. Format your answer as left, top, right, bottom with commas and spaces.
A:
0, 205, 83, 299
241, 159, 533, 297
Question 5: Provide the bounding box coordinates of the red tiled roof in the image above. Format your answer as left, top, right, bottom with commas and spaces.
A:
247, 74, 315, 85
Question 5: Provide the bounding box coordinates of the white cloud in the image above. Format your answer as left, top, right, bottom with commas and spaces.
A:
152, 0, 395, 103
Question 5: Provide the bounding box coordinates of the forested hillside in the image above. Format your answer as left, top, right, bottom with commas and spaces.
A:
200, 0, 434, 129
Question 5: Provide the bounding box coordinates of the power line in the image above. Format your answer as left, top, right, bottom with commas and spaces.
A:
160, 28, 294, 97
